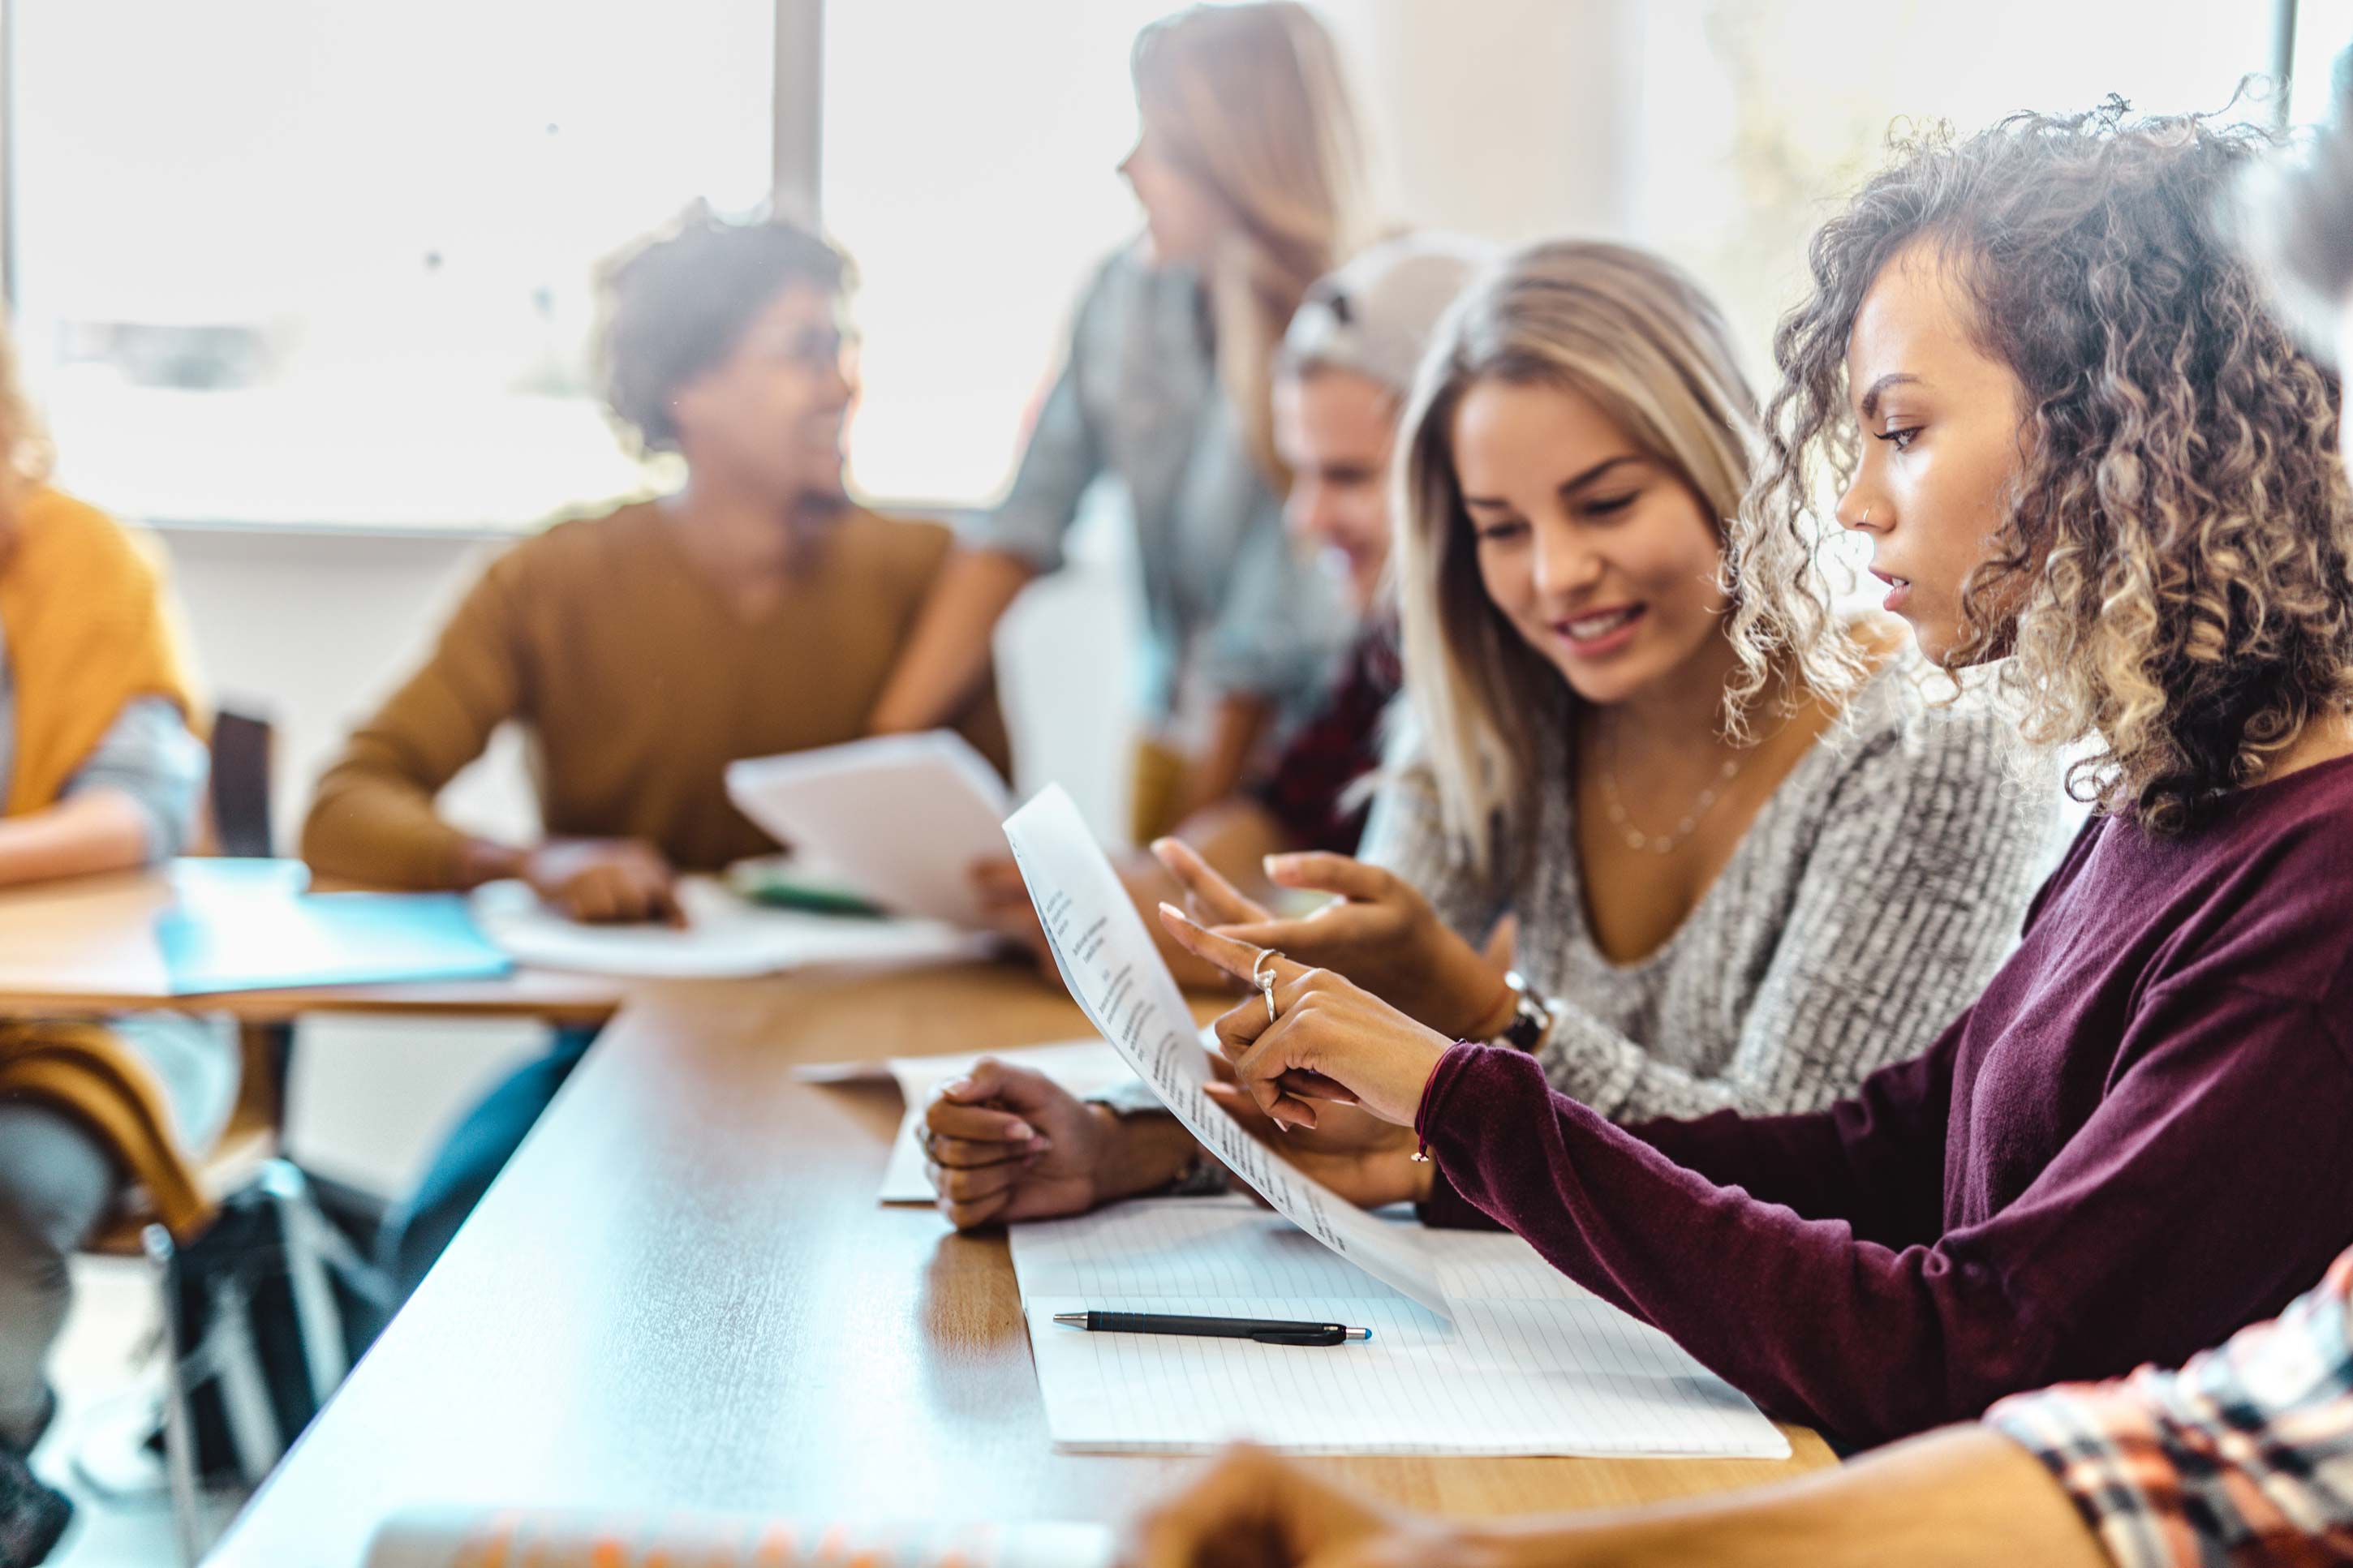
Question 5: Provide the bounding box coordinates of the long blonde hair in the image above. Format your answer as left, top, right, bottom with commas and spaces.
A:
1131, 2, 1365, 486
1396, 240, 1787, 871
0, 320, 54, 574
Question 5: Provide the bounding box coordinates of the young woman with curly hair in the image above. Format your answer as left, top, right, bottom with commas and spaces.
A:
923, 240, 2057, 1234
1157, 103, 2353, 1450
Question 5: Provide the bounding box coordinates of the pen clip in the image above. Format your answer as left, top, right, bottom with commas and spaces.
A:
1249, 1328, 1345, 1347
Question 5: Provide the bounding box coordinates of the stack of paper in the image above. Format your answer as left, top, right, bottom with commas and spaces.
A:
471, 877, 984, 979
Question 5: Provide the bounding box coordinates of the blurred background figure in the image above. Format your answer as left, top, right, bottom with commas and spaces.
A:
0, 321, 232, 1565
300, 212, 1009, 1304
866, 1, 1366, 844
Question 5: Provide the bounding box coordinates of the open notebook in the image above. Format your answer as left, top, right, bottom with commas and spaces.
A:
1013, 1196, 1788, 1458
364, 1508, 1112, 1568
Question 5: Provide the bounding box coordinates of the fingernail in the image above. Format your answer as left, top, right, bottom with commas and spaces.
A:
1026, 1138, 1053, 1154
1157, 900, 1186, 921
1012, 1123, 1039, 1142
945, 1076, 976, 1097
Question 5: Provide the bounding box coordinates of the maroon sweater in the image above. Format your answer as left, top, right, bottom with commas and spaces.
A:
1416, 753, 2353, 1448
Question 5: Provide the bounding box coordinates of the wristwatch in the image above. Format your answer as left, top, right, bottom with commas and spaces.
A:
1487, 970, 1555, 1054
1088, 1091, 1232, 1196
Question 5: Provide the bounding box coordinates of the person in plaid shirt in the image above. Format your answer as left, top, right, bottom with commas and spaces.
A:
1116, 72, 2353, 1568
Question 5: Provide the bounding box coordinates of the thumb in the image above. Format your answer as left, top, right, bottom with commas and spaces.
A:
1263, 852, 1392, 903
942, 1058, 1069, 1116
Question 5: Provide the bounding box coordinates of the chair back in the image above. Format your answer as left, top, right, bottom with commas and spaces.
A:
208, 710, 275, 859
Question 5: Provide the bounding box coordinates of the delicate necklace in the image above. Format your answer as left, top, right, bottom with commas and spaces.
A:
1597, 718, 1752, 857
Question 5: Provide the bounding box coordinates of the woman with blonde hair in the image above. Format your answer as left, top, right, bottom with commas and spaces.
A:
868, 1, 1366, 838
0, 329, 235, 1563
921, 239, 2051, 1231
1166, 105, 2353, 1453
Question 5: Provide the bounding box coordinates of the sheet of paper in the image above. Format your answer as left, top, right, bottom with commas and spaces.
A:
366, 1507, 1112, 1568
725, 732, 1013, 927
1002, 785, 1452, 1319
471, 877, 984, 979
1013, 1198, 1787, 1458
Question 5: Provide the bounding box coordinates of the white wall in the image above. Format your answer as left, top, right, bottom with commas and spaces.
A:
1337, 0, 1641, 243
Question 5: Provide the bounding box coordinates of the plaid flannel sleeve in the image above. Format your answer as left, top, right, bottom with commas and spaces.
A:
1986, 1248, 2353, 1568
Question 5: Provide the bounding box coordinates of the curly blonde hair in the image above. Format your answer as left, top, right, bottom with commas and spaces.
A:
1731, 102, 2353, 836
0, 320, 54, 574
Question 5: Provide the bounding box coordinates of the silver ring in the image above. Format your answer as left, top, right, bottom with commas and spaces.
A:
1252, 948, 1285, 1024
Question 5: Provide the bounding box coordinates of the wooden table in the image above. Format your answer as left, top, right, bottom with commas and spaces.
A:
0, 866, 627, 1024
0, 968, 626, 1025
205, 965, 1832, 1566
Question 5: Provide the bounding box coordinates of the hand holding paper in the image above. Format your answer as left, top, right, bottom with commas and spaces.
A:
1156, 902, 1456, 1132
725, 732, 1013, 927
1001, 786, 1452, 1319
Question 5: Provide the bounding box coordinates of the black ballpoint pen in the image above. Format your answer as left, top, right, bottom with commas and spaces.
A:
1052, 1311, 1372, 1347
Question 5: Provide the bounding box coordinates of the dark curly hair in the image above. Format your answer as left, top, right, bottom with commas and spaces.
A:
1729, 101, 2353, 836
596, 205, 851, 456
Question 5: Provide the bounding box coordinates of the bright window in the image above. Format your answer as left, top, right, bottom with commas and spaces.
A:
9, 0, 773, 531
819, 0, 1176, 508
1628, 1, 2284, 379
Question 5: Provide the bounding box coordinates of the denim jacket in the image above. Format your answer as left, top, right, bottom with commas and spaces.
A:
962, 243, 1353, 720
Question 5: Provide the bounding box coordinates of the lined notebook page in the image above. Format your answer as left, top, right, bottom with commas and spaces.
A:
1013, 1198, 1787, 1458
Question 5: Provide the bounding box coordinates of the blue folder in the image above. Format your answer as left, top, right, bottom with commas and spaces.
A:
154, 859, 514, 994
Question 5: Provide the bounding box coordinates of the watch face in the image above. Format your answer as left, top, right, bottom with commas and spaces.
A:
1502, 990, 1551, 1051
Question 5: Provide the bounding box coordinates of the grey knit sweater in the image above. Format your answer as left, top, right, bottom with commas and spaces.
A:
1359, 666, 2063, 1122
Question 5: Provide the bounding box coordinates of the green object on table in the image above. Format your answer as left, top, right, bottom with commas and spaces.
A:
725, 861, 889, 919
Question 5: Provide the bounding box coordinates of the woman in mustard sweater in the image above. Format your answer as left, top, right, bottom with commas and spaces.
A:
0, 330, 233, 1564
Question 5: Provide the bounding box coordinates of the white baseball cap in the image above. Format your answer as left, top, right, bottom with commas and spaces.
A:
1280, 232, 1495, 397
